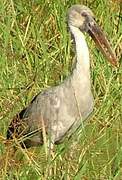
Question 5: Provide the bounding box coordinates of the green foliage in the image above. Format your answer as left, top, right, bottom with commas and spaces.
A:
0, 0, 121, 179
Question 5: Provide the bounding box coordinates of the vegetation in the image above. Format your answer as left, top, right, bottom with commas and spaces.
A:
0, 0, 121, 179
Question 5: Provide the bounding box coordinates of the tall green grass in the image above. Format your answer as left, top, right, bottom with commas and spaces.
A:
0, 0, 121, 179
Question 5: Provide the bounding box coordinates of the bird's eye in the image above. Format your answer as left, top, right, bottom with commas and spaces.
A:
81, 12, 88, 17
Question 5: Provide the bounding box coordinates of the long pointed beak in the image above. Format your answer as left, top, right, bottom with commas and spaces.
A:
88, 21, 117, 66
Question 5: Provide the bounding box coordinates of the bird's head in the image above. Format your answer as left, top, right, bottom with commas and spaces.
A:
67, 5, 117, 66
68, 5, 94, 32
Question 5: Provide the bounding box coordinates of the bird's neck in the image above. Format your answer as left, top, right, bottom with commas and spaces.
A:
70, 25, 90, 77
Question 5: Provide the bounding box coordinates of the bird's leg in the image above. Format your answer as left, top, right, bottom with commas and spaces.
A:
47, 139, 55, 159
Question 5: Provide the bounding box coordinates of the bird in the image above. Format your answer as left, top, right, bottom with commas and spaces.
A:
7, 5, 117, 148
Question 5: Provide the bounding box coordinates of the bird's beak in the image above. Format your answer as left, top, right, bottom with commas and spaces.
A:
87, 21, 117, 66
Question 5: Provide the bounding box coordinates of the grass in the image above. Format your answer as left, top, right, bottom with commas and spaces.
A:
0, 0, 121, 179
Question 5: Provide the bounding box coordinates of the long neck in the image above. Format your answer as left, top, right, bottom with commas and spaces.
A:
70, 25, 90, 77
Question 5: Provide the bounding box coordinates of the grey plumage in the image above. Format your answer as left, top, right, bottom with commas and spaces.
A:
7, 5, 116, 148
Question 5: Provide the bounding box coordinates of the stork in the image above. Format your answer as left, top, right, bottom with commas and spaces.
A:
7, 5, 117, 148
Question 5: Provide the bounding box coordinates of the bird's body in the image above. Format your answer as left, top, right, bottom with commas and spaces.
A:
7, 5, 117, 148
